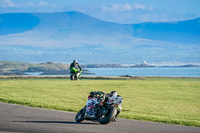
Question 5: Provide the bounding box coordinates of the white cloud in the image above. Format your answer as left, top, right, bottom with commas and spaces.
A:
24, 1, 48, 7
122, 4, 133, 11
0, 0, 16, 8
133, 3, 146, 10
38, 1, 48, 6
101, 3, 149, 12
101, 3, 133, 12
25, 2, 35, 7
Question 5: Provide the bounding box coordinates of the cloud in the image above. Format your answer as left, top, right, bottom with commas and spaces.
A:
101, 3, 150, 12
38, 1, 48, 6
0, 0, 49, 8
101, 3, 133, 12
25, 2, 35, 7
133, 3, 146, 10
24, 1, 48, 7
0, 0, 16, 8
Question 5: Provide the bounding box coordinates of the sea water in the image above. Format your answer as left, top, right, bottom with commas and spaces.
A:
86, 67, 200, 77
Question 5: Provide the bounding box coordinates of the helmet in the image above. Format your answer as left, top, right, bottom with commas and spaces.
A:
110, 91, 117, 96
73, 60, 77, 63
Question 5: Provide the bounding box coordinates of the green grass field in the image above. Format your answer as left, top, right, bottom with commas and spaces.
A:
0, 78, 200, 127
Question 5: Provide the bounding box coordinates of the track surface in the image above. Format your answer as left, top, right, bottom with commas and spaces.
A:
0, 102, 199, 133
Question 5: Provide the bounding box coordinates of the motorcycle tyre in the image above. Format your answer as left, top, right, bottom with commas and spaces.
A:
70, 73, 75, 80
98, 106, 117, 124
75, 107, 85, 122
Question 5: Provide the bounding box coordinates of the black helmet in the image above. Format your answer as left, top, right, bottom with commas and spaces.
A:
73, 60, 77, 63
110, 91, 117, 96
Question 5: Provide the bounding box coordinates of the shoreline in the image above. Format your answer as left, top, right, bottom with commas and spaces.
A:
0, 75, 199, 80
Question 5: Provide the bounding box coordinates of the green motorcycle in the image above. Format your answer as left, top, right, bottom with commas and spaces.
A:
70, 67, 82, 81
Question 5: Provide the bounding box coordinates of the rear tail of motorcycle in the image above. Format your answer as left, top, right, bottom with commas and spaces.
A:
98, 106, 117, 124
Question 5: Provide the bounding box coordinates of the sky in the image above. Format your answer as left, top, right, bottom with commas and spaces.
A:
0, 0, 200, 23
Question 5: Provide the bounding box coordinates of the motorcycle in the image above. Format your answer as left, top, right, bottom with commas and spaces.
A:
70, 68, 82, 81
75, 91, 123, 124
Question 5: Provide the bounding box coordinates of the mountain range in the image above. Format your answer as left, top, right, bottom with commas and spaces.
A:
0, 11, 199, 64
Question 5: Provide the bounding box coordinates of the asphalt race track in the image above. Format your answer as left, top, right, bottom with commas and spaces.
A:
0, 102, 199, 133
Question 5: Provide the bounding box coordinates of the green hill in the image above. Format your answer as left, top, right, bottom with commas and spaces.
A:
0, 61, 70, 75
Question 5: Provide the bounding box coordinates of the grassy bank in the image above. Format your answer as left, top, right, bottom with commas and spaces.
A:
0, 78, 200, 127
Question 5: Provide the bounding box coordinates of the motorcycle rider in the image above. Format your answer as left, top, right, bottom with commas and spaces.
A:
89, 91, 118, 105
88, 91, 106, 104
70, 60, 82, 79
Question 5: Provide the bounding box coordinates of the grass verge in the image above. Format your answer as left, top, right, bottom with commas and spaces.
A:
0, 78, 200, 127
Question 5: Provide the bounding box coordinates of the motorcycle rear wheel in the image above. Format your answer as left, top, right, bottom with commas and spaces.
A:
70, 73, 76, 80
98, 106, 117, 124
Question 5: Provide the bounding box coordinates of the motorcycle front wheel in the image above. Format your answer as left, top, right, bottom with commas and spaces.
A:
98, 106, 117, 124
75, 106, 85, 122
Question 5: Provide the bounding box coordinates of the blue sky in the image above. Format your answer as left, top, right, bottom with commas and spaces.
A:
0, 0, 200, 23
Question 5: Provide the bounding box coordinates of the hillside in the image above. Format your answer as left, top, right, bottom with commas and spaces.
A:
0, 13, 39, 35
0, 61, 70, 75
0, 11, 199, 64
132, 17, 200, 44
1, 11, 199, 44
